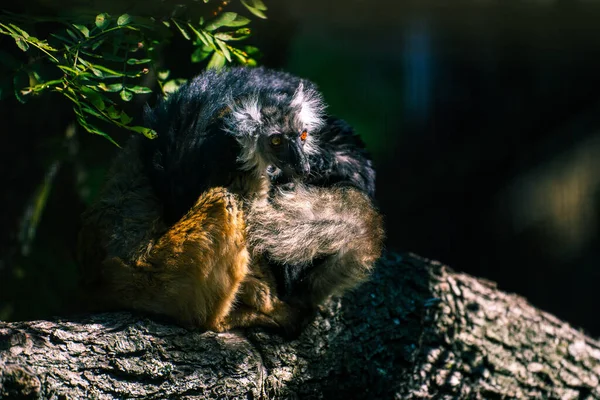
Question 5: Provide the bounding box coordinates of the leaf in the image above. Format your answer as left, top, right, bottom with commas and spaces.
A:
90, 67, 104, 78
90, 38, 105, 51
171, 19, 191, 40
188, 24, 215, 49
191, 46, 213, 63
95, 13, 110, 29
214, 28, 251, 42
207, 51, 226, 70
98, 82, 123, 92
14, 36, 29, 52
117, 14, 132, 26
73, 24, 90, 38
240, 0, 267, 19
80, 86, 107, 110
126, 58, 152, 65
76, 114, 121, 146
162, 78, 187, 95
81, 103, 103, 118
204, 12, 236, 31
215, 39, 231, 62
106, 105, 120, 119
128, 125, 157, 139
126, 85, 153, 94
120, 111, 133, 124
8, 24, 30, 39
66, 29, 79, 42
244, 45, 260, 55
157, 69, 170, 80
251, 0, 267, 10
120, 89, 133, 102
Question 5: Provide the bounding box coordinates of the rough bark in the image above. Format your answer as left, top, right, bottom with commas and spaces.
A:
1, 252, 599, 400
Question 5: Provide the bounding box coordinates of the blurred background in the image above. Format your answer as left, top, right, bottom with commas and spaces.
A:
2, 0, 600, 337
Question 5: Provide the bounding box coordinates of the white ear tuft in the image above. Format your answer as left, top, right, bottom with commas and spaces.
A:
291, 83, 326, 132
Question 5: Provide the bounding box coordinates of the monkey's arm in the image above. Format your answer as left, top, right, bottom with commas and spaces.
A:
78, 140, 276, 332
246, 185, 384, 311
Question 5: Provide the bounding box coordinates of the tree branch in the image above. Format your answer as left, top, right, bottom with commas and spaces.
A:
1, 252, 599, 399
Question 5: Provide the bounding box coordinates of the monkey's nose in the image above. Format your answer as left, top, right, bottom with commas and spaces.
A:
294, 160, 310, 177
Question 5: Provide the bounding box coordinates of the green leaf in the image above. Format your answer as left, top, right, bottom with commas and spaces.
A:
244, 45, 260, 55
240, 0, 267, 19
128, 125, 157, 139
120, 111, 133, 124
90, 67, 104, 78
214, 28, 251, 42
162, 78, 187, 95
88, 94, 106, 110
117, 14, 132, 26
205, 12, 243, 31
215, 39, 231, 62
106, 105, 120, 119
80, 86, 107, 110
76, 114, 120, 147
95, 13, 110, 29
120, 89, 133, 102
205, 13, 236, 31
253, 0, 267, 10
191, 46, 213, 63
157, 69, 170, 81
81, 103, 103, 118
188, 24, 215, 49
14, 36, 29, 52
73, 24, 90, 38
126, 58, 152, 65
207, 51, 226, 70
66, 29, 79, 42
8, 24, 30, 39
90, 38, 105, 51
126, 85, 153, 94
98, 82, 123, 92
172, 19, 191, 40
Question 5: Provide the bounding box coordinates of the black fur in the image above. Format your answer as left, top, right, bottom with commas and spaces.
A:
140, 67, 377, 300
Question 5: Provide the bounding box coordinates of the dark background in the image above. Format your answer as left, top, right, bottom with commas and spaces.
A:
2, 1, 600, 337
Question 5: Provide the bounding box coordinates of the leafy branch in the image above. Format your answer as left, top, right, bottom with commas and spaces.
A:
0, 0, 267, 145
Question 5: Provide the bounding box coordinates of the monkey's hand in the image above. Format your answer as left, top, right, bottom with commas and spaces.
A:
246, 185, 384, 310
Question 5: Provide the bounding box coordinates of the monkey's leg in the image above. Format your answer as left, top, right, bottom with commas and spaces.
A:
102, 187, 251, 332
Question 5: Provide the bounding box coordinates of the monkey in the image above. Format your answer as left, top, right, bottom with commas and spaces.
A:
78, 67, 384, 335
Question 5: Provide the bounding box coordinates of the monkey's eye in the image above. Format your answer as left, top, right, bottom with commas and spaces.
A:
270, 135, 282, 146
300, 129, 308, 141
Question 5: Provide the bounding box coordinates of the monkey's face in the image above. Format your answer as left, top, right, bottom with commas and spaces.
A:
224, 83, 325, 182
259, 128, 310, 181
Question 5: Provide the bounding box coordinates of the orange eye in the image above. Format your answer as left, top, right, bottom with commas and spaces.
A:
270, 135, 282, 146
300, 129, 308, 141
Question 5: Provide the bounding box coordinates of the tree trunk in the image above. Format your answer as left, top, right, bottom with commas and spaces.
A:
1, 252, 599, 399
